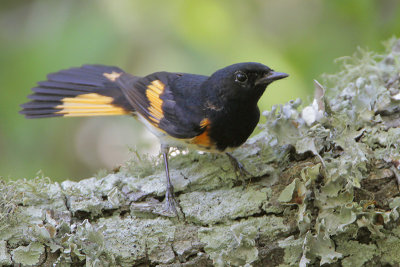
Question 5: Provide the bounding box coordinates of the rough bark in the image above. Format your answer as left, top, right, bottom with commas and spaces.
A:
2, 38, 400, 266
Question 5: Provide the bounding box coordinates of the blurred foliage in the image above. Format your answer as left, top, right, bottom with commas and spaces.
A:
0, 0, 399, 181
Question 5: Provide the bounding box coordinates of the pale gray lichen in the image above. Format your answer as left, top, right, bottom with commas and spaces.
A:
97, 216, 176, 265
269, 37, 400, 266
179, 185, 270, 225
336, 239, 377, 267
0, 240, 12, 265
11, 242, 45, 265
255, 37, 400, 266
198, 216, 289, 267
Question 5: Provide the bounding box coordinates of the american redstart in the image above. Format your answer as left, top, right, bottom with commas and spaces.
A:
20, 62, 288, 216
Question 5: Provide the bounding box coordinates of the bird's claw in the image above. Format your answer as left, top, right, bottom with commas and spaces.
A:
226, 152, 253, 187
163, 187, 178, 215
161, 185, 184, 219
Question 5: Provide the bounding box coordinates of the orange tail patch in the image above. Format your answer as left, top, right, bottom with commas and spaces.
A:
55, 93, 130, 117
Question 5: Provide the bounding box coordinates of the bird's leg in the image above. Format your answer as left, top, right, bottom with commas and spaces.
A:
161, 144, 180, 216
226, 152, 251, 182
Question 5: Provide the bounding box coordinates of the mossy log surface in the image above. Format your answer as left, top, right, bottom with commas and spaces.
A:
2, 39, 400, 266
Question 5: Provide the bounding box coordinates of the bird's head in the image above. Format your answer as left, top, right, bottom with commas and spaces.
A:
206, 62, 288, 104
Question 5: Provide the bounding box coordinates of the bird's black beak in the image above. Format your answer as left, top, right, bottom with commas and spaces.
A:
256, 71, 289, 85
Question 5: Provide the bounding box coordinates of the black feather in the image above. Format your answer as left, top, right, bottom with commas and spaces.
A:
37, 81, 97, 91
20, 108, 62, 115
27, 94, 65, 102
82, 65, 123, 73
31, 87, 89, 96
47, 73, 105, 86
24, 114, 64, 119
20, 101, 61, 109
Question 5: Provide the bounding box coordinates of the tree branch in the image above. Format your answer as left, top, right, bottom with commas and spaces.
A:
2, 38, 400, 266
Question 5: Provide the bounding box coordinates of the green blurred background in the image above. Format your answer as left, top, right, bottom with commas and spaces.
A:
1, 0, 399, 181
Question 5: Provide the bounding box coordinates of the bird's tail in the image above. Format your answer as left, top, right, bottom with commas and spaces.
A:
20, 65, 134, 118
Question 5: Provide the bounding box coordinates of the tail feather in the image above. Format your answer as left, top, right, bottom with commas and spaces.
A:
37, 81, 97, 91
31, 87, 89, 96
27, 94, 74, 101
20, 65, 135, 118
46, 73, 104, 86
21, 101, 61, 109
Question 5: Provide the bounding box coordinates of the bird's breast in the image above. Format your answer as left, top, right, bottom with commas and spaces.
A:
207, 106, 260, 151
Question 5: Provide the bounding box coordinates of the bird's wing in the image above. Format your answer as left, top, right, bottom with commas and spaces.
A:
116, 72, 208, 139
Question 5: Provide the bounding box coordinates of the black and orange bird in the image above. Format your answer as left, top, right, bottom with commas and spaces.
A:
20, 62, 288, 215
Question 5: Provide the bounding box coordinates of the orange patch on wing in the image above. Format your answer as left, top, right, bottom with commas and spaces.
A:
55, 93, 129, 117
146, 80, 165, 124
103, 71, 122, 82
191, 118, 214, 148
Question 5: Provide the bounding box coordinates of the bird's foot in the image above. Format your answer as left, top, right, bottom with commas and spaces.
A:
226, 152, 252, 186
162, 185, 183, 219
226, 152, 251, 176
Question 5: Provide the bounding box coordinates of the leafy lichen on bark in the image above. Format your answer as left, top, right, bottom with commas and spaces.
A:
2, 38, 400, 266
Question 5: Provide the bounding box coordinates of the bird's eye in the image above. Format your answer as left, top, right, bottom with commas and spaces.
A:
235, 72, 248, 83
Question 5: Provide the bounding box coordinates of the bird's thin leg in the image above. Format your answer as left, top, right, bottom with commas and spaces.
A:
161, 145, 179, 216
226, 152, 251, 178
